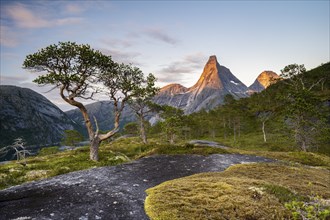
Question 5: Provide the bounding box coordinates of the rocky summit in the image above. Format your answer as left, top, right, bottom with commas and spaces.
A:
248, 71, 279, 93
0, 85, 77, 149
154, 55, 249, 114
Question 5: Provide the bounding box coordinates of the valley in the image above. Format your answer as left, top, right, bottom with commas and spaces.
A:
0, 56, 329, 219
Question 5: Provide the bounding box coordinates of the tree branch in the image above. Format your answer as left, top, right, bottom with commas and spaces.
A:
93, 116, 99, 137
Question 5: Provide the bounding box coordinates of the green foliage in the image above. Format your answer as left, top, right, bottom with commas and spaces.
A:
38, 146, 60, 156
140, 144, 229, 157
278, 64, 329, 151
263, 184, 305, 203
158, 105, 185, 144
128, 73, 159, 143
164, 62, 329, 155
23, 41, 114, 98
285, 199, 330, 220
0, 145, 130, 189
61, 130, 84, 147
123, 122, 139, 135
23, 41, 159, 161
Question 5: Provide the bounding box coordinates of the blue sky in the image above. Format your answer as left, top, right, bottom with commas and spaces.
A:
1, 0, 329, 110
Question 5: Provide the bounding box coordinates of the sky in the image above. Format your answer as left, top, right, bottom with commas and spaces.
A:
1, 0, 329, 111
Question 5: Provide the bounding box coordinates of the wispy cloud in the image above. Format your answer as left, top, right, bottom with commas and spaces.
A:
3, 3, 83, 29
100, 48, 142, 66
5, 3, 49, 28
100, 38, 134, 48
144, 28, 178, 45
159, 52, 205, 74
156, 52, 205, 85
55, 17, 83, 26
0, 25, 19, 47
65, 4, 85, 14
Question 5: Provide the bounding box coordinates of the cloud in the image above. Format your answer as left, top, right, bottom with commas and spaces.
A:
3, 3, 83, 29
55, 17, 83, 26
100, 48, 142, 66
159, 52, 205, 74
1, 75, 30, 85
5, 3, 49, 28
65, 4, 85, 14
144, 28, 178, 45
100, 38, 134, 48
155, 52, 206, 85
0, 25, 19, 47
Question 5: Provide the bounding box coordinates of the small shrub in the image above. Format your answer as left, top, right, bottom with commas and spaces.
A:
25, 170, 50, 181
285, 199, 330, 220
38, 146, 60, 156
263, 184, 306, 203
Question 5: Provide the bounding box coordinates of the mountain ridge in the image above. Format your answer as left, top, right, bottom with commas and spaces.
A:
154, 55, 250, 113
0, 85, 80, 160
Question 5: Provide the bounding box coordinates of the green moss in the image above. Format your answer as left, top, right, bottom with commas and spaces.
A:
0, 145, 130, 189
262, 184, 306, 203
228, 150, 330, 168
145, 163, 330, 220
38, 146, 60, 156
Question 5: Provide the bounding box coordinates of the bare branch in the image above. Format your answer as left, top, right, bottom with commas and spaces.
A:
44, 85, 58, 93
308, 78, 324, 91
93, 116, 99, 137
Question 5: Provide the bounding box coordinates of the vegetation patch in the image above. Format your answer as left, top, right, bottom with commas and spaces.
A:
0, 145, 130, 190
1, 135, 329, 190
227, 149, 330, 168
145, 163, 330, 220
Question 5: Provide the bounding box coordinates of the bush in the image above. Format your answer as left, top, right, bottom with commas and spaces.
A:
38, 146, 60, 156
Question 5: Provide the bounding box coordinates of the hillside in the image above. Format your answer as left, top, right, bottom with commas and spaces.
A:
0, 85, 81, 160
172, 62, 330, 155
65, 101, 136, 134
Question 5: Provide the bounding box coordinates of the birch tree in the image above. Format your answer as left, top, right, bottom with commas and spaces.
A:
128, 73, 159, 144
280, 64, 327, 151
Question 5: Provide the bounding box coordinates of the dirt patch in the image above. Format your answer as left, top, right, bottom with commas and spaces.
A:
0, 154, 273, 220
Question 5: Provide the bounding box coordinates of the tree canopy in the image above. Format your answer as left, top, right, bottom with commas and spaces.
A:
23, 41, 158, 161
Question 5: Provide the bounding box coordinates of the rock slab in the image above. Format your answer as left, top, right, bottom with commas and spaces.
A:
0, 154, 273, 220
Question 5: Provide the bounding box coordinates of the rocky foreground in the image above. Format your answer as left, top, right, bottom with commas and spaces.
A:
0, 154, 273, 220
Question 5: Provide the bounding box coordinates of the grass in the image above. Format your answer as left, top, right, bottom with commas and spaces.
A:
200, 132, 330, 168
0, 137, 229, 190
1, 134, 329, 193
212, 132, 296, 152
0, 145, 130, 190
103, 137, 230, 159
145, 163, 330, 220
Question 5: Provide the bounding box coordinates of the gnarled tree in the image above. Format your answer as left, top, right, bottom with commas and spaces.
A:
23, 42, 145, 161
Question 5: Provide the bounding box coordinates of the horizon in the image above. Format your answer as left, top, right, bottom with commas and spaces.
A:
1, 0, 329, 111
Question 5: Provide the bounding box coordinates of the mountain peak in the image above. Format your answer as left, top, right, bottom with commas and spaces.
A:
159, 83, 188, 96
207, 55, 218, 63
154, 55, 248, 113
248, 70, 279, 93
257, 71, 279, 88
191, 55, 222, 91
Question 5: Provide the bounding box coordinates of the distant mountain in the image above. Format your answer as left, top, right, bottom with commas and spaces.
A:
0, 85, 79, 159
154, 55, 249, 113
248, 71, 279, 93
65, 101, 136, 134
